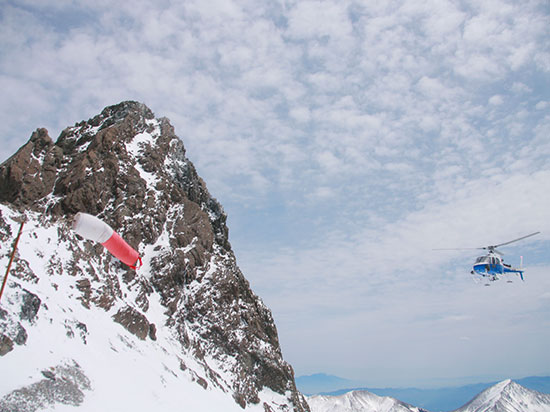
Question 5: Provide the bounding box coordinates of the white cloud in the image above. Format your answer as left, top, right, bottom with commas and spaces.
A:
535, 51, 550, 71
511, 82, 532, 94
289, 106, 311, 123
1, 0, 549, 386
489, 94, 504, 105
451, 0, 546, 79
285, 0, 352, 41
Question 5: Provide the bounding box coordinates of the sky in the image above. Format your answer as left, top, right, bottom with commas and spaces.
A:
1, 0, 549, 388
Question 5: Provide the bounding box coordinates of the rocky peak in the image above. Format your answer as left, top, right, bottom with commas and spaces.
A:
0, 101, 309, 411
1, 101, 228, 249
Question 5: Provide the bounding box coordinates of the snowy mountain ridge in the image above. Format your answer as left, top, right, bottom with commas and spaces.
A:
0, 101, 309, 411
308, 390, 428, 412
307, 379, 550, 412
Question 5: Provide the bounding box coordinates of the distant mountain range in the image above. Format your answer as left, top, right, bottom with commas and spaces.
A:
307, 379, 550, 412
297, 373, 550, 411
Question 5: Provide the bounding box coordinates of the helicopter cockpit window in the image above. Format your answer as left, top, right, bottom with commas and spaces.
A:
475, 256, 489, 263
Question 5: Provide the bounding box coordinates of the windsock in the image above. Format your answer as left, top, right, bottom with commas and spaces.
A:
72, 212, 141, 269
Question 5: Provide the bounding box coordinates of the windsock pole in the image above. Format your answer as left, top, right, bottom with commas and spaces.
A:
0, 221, 25, 303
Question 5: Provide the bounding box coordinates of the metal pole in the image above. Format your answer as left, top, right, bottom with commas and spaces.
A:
0, 221, 25, 303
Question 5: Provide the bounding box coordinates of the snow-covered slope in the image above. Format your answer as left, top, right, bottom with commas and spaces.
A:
453, 379, 550, 412
308, 390, 428, 412
0, 101, 308, 412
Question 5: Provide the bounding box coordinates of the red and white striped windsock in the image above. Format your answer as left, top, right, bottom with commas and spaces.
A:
72, 212, 141, 269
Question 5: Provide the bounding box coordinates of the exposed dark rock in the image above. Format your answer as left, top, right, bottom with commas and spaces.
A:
75, 322, 88, 344
0, 334, 14, 356
19, 289, 41, 322
41, 370, 56, 380
13, 324, 27, 345
148, 323, 157, 341
0, 286, 34, 355
0, 361, 91, 412
0, 316, 27, 351
76, 278, 92, 309
0, 128, 61, 208
112, 305, 151, 340
0, 209, 11, 241
196, 376, 208, 389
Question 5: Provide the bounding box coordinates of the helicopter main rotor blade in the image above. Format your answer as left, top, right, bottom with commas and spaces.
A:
432, 248, 484, 251
490, 231, 540, 249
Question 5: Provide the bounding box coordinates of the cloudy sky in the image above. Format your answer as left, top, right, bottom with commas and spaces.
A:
1, 0, 549, 388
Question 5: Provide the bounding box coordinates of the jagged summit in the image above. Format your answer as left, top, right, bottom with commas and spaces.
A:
0, 101, 309, 411
1, 101, 230, 251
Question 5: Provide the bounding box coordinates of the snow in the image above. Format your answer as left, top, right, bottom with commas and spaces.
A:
473, 379, 512, 408
124, 120, 163, 191
308, 381, 550, 412
455, 379, 550, 412
308, 391, 423, 412
0, 205, 291, 411
125, 132, 160, 188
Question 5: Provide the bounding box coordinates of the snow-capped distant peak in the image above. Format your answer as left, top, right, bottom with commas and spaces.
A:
308, 390, 427, 412
454, 379, 550, 412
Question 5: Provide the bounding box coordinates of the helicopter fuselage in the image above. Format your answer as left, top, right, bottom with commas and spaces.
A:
472, 252, 524, 280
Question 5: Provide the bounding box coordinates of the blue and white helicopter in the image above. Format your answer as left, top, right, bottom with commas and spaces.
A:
437, 232, 540, 284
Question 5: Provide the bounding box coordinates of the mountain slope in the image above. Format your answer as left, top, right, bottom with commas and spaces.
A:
0, 101, 309, 412
308, 391, 428, 412
453, 379, 550, 412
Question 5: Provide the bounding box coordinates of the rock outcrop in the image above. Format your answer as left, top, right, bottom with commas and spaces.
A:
0, 101, 309, 411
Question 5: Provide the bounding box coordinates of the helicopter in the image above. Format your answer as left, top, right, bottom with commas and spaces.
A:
435, 232, 540, 284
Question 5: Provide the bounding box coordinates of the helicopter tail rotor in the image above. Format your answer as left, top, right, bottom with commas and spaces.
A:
520, 255, 523, 270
